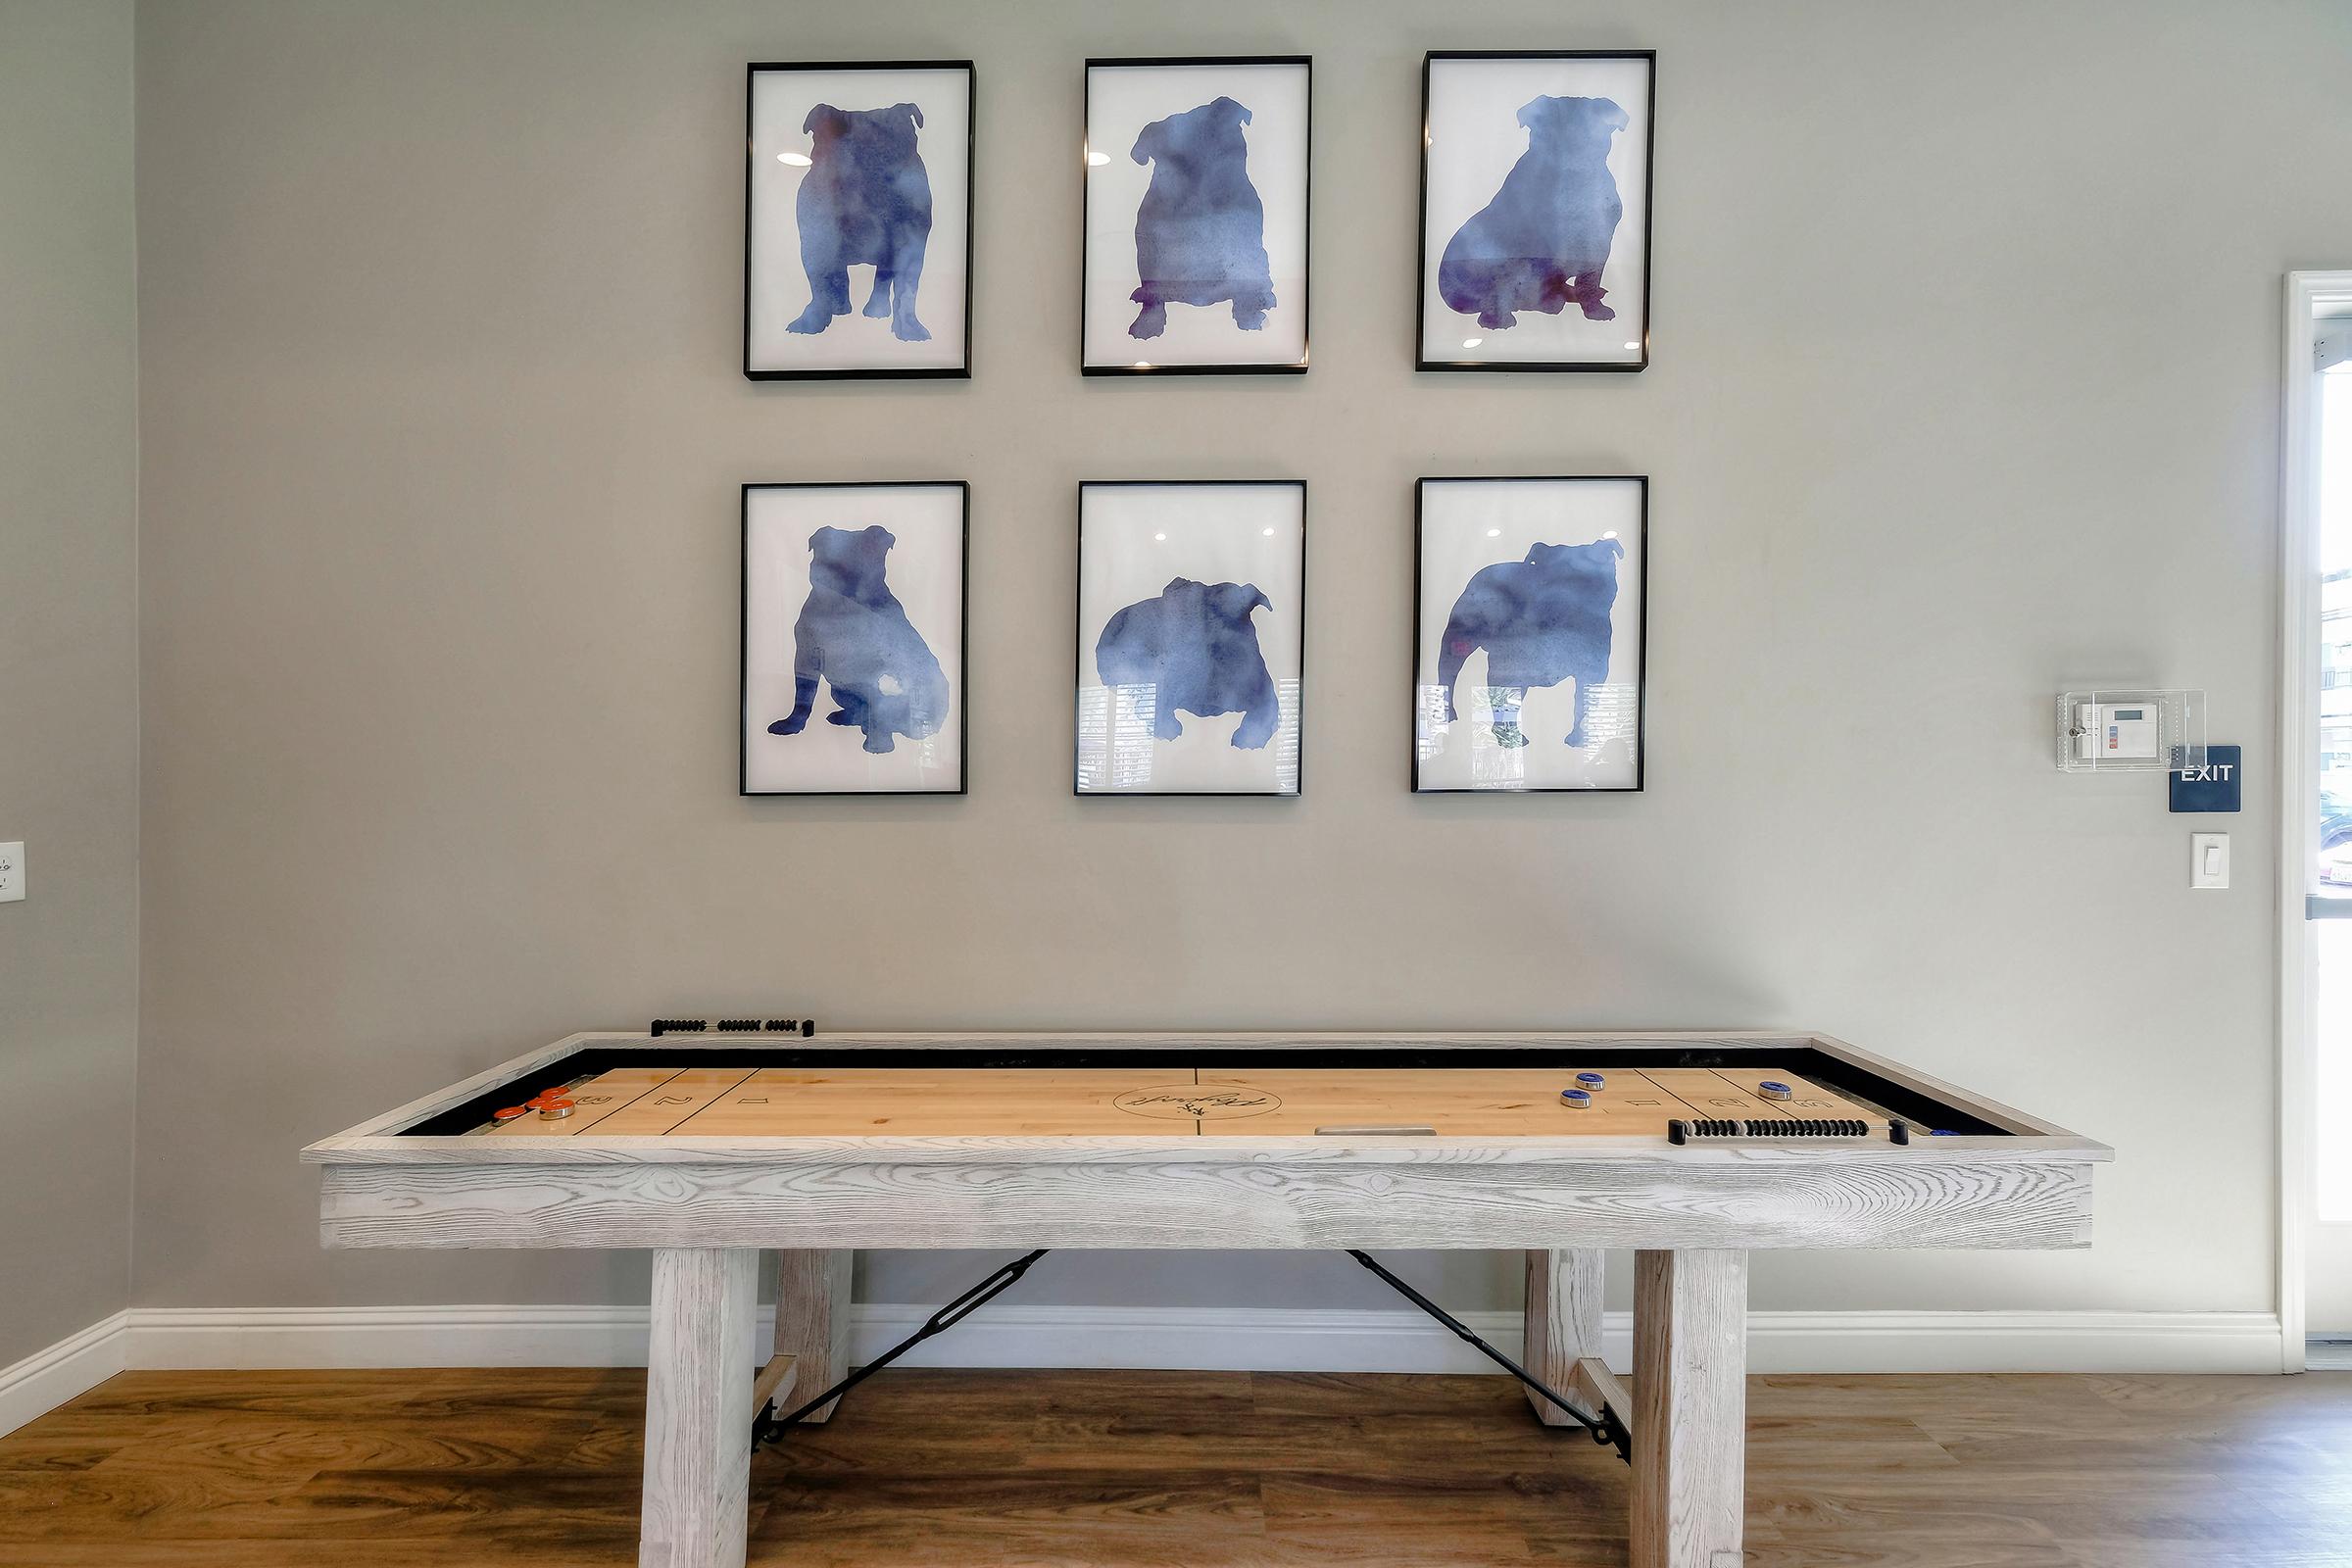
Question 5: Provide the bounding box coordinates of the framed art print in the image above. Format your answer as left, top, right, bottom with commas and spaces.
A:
742, 482, 967, 795
1083, 57, 1310, 374
1417, 51, 1654, 371
1413, 477, 1645, 792
746, 62, 974, 378
1076, 482, 1304, 796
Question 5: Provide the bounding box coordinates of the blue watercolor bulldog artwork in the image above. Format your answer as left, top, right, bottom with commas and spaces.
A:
1419, 53, 1653, 370
741, 483, 966, 795
1075, 480, 1304, 795
746, 64, 972, 378
790, 102, 935, 343
769, 524, 950, 756
1440, 94, 1628, 330
1083, 59, 1309, 372
1414, 476, 1646, 793
1437, 539, 1622, 750
1095, 577, 1282, 750
1127, 97, 1276, 339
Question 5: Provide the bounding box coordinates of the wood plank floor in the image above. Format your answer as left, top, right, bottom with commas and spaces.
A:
2, 1367, 2348, 1566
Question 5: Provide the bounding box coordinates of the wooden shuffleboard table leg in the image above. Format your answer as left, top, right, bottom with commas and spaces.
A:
640, 1248, 759, 1568
1522, 1249, 1605, 1427
769, 1249, 854, 1423
1631, 1249, 1747, 1568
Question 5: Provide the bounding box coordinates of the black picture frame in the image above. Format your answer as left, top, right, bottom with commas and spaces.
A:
740, 480, 971, 797
744, 61, 977, 381
1415, 50, 1656, 373
1081, 56, 1312, 376
1073, 479, 1308, 798
1410, 475, 1648, 793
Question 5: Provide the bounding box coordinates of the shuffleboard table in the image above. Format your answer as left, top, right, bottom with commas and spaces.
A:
304, 1029, 2108, 1568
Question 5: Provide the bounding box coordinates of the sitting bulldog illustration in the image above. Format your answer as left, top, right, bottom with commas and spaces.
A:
1128, 97, 1276, 339
1439, 95, 1629, 329
1437, 538, 1622, 748
769, 524, 949, 754
1095, 577, 1281, 749
788, 102, 934, 342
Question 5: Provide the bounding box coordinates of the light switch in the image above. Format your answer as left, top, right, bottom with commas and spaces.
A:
0, 843, 21, 903
2190, 832, 2229, 890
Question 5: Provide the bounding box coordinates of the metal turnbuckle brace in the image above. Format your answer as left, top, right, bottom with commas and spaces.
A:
1346, 1250, 1631, 1464
753, 1249, 1051, 1447
754, 1247, 1630, 1466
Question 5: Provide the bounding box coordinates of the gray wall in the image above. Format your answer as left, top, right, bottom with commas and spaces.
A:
0, 0, 140, 1366
130, 0, 2352, 1322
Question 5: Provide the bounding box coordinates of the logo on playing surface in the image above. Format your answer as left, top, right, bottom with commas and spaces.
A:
1113, 1084, 1283, 1120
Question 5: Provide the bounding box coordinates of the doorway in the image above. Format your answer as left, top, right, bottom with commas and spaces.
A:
2283, 272, 2352, 1365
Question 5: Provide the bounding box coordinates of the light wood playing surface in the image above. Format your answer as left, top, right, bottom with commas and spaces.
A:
470, 1064, 1885, 1138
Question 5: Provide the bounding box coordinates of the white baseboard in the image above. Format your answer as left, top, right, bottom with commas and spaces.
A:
1715, 1309, 2284, 1375
3, 1302, 2288, 1438
125, 1304, 665, 1373
0, 1312, 128, 1438
845, 1305, 2287, 1377
119, 1302, 2287, 1378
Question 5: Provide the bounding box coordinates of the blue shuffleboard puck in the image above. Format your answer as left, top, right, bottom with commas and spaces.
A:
1559, 1088, 1592, 1109
1756, 1080, 1793, 1102
1574, 1071, 1605, 1092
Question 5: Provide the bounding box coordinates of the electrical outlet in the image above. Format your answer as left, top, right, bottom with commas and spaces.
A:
0, 843, 21, 903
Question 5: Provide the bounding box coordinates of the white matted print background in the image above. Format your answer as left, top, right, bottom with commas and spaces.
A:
749, 67, 971, 372
1416, 478, 1642, 791
744, 485, 964, 793
1077, 484, 1303, 795
1420, 56, 1650, 367
1084, 63, 1309, 370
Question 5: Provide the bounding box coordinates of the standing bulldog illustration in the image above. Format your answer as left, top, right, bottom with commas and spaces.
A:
1437, 538, 1622, 748
788, 102, 934, 342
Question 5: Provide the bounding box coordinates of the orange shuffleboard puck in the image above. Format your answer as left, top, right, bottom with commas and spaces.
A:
536, 1099, 576, 1120
491, 1106, 529, 1124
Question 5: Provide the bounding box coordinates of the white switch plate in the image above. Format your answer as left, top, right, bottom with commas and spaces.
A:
2190, 832, 2229, 890
0, 843, 21, 903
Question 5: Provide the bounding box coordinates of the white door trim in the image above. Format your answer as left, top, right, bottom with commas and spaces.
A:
2279, 270, 2352, 1372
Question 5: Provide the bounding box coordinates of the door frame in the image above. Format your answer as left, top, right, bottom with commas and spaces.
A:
2279, 270, 2352, 1372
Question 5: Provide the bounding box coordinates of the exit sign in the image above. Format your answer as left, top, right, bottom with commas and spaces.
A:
2170, 745, 2241, 813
